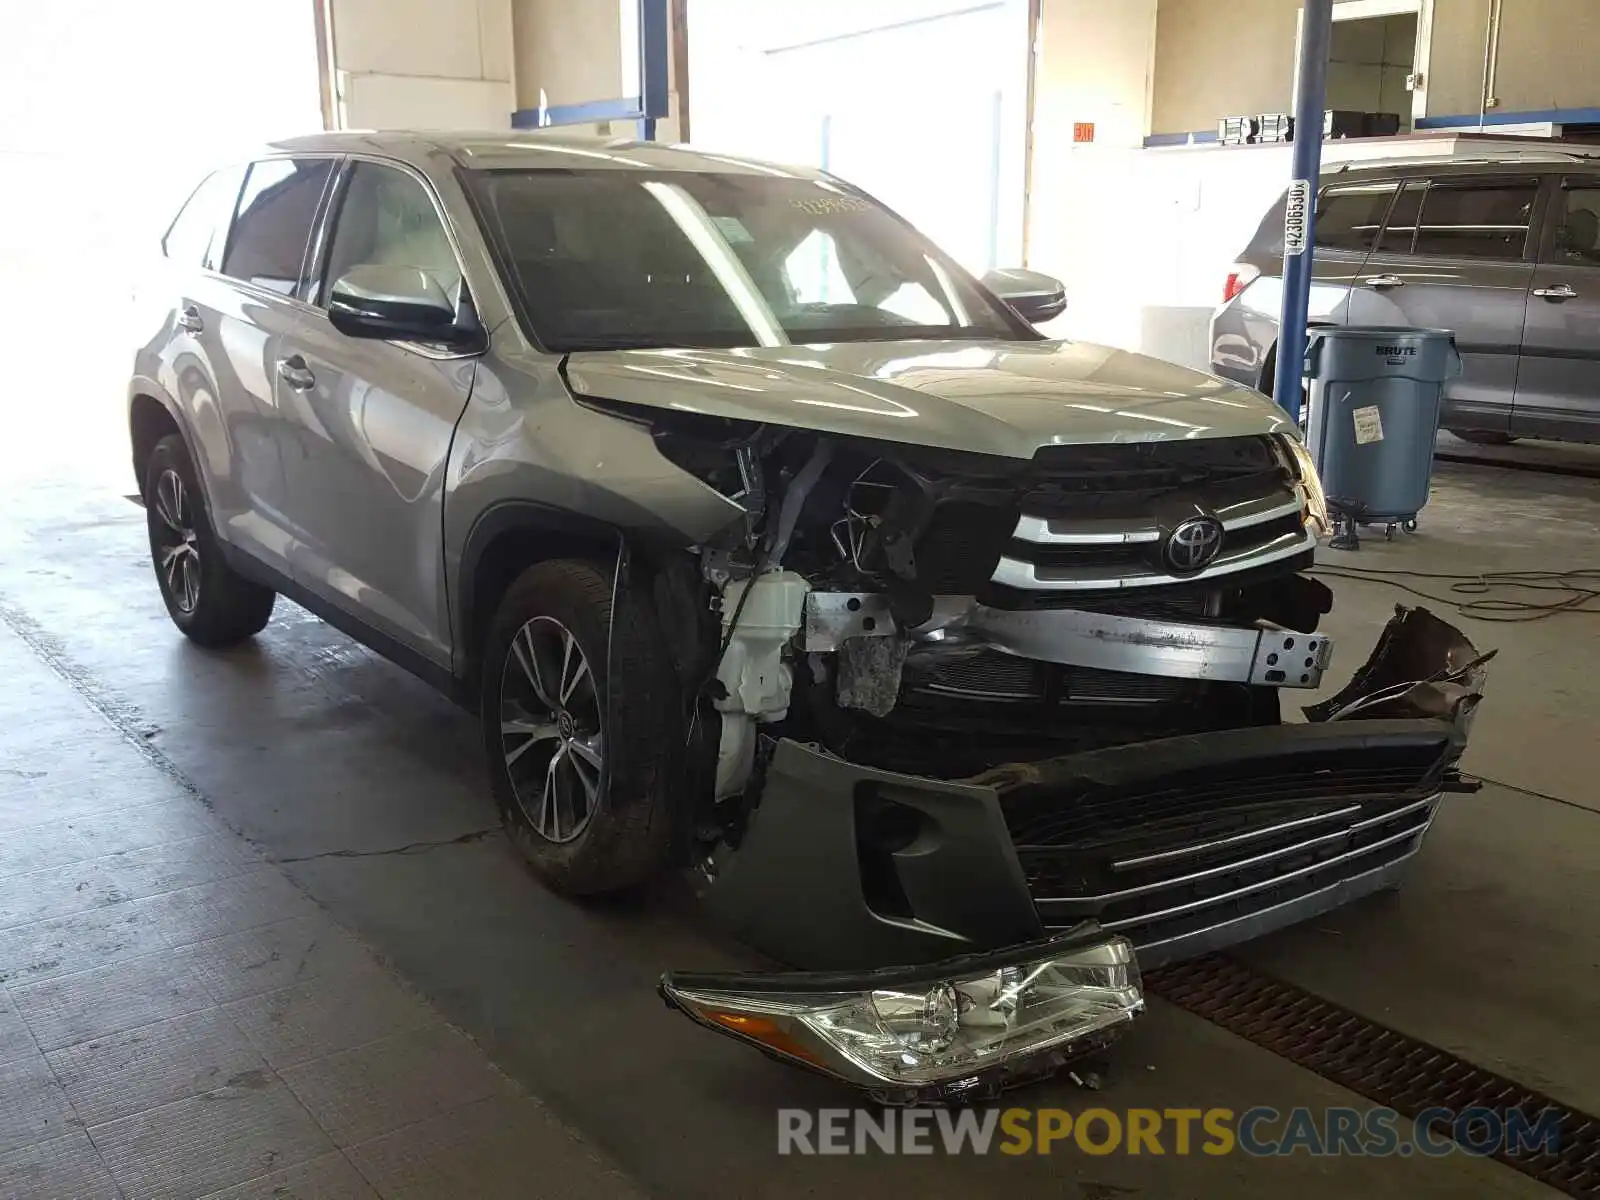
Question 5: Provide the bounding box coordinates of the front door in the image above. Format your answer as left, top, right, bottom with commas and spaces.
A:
1346, 174, 1542, 437
1512, 175, 1600, 443
202, 157, 336, 568
274, 159, 476, 666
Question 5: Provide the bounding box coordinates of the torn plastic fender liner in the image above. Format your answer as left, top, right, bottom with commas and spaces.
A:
1306, 603, 1494, 724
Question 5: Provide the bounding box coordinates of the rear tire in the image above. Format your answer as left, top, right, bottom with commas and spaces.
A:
1447, 429, 1517, 446
481, 558, 680, 895
145, 435, 275, 648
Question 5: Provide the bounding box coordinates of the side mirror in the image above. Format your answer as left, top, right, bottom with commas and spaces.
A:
328, 265, 481, 349
982, 268, 1067, 324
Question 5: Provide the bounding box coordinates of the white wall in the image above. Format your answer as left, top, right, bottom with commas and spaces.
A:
511, 0, 686, 141
1045, 143, 1295, 365
689, 0, 1030, 273
513, 0, 626, 109
0, 0, 324, 485
1027, 0, 1158, 343
329, 0, 516, 128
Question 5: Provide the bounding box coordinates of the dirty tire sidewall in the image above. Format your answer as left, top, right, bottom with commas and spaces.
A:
145, 434, 275, 648
482, 558, 680, 896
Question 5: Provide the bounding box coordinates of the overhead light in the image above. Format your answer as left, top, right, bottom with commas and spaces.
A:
661, 928, 1143, 1104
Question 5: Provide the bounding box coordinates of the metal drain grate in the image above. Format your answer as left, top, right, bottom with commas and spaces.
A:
1146, 955, 1600, 1196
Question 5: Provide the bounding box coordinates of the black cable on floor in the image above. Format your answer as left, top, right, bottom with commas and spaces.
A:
1471, 774, 1599, 818
1309, 565, 1600, 621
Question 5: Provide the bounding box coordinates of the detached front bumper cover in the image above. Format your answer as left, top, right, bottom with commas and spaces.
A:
660, 925, 1142, 1105
664, 606, 1489, 1095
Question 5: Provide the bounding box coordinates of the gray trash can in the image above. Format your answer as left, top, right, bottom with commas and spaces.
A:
1302, 325, 1460, 549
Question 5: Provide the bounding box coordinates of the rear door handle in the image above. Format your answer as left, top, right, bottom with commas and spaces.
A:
1363, 274, 1406, 288
1533, 283, 1578, 301
177, 306, 204, 333
276, 356, 316, 391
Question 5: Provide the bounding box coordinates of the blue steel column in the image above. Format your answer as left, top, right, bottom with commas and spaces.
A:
636, 0, 670, 141
1272, 0, 1335, 423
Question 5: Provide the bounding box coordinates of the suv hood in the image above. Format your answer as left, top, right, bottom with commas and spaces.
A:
564, 339, 1292, 459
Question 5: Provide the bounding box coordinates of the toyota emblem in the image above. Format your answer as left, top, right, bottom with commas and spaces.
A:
1163, 515, 1224, 573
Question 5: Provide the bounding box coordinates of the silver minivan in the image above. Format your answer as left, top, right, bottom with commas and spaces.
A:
1211, 153, 1600, 445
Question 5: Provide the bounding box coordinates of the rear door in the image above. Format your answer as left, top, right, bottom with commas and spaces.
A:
153, 165, 248, 516
1511, 175, 1600, 442
1346, 173, 1542, 437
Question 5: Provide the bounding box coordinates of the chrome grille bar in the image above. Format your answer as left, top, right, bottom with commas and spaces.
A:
1028, 795, 1437, 907
1012, 493, 1302, 547
1033, 801, 1438, 931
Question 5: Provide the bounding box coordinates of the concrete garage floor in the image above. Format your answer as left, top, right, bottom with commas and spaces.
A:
0, 455, 1594, 1198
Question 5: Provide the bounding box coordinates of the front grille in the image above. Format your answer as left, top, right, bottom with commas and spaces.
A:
903, 648, 1194, 705
980, 550, 1316, 611
1028, 437, 1282, 495
912, 649, 1043, 701
1011, 511, 1306, 576
903, 436, 1302, 598
991, 726, 1453, 955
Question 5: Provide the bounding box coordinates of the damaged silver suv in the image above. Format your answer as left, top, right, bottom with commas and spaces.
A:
131, 132, 1488, 1099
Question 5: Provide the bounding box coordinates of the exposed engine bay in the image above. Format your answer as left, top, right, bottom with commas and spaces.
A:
585, 392, 1490, 1102
642, 409, 1346, 811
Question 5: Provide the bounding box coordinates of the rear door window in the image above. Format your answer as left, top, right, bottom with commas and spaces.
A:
1408, 178, 1539, 260
1314, 182, 1397, 252
221, 158, 336, 296
162, 167, 244, 269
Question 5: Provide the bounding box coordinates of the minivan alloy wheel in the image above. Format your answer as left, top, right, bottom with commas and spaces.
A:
152, 468, 201, 613
499, 616, 604, 844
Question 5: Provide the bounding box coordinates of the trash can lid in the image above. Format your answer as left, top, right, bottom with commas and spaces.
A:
1309, 325, 1455, 341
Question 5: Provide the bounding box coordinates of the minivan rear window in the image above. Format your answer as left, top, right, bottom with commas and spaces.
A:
1314, 183, 1396, 252
1406, 178, 1539, 260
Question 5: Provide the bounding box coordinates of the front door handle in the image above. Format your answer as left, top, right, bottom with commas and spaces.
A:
1533, 283, 1578, 301
276, 356, 316, 391
177, 305, 204, 333
1363, 274, 1406, 288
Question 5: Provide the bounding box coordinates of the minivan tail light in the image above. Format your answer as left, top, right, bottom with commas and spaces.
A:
1223, 264, 1260, 303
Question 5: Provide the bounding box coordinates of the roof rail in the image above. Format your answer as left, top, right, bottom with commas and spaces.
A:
1330, 146, 1600, 172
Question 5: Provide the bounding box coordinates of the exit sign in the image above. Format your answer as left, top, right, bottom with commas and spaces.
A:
1073, 121, 1095, 143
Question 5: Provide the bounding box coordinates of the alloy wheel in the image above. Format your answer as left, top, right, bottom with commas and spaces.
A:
499, 616, 603, 844
152, 468, 201, 614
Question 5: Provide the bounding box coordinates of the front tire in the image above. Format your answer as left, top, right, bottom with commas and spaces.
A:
481, 558, 680, 895
145, 435, 275, 647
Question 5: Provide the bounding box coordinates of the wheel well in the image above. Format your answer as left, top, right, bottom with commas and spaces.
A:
462, 525, 619, 696
130, 395, 180, 493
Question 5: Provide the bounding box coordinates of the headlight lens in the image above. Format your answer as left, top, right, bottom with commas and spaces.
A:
1280, 433, 1331, 536
662, 932, 1142, 1103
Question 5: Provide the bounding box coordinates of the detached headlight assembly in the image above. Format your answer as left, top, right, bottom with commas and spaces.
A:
1279, 432, 1332, 536
660, 930, 1142, 1104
